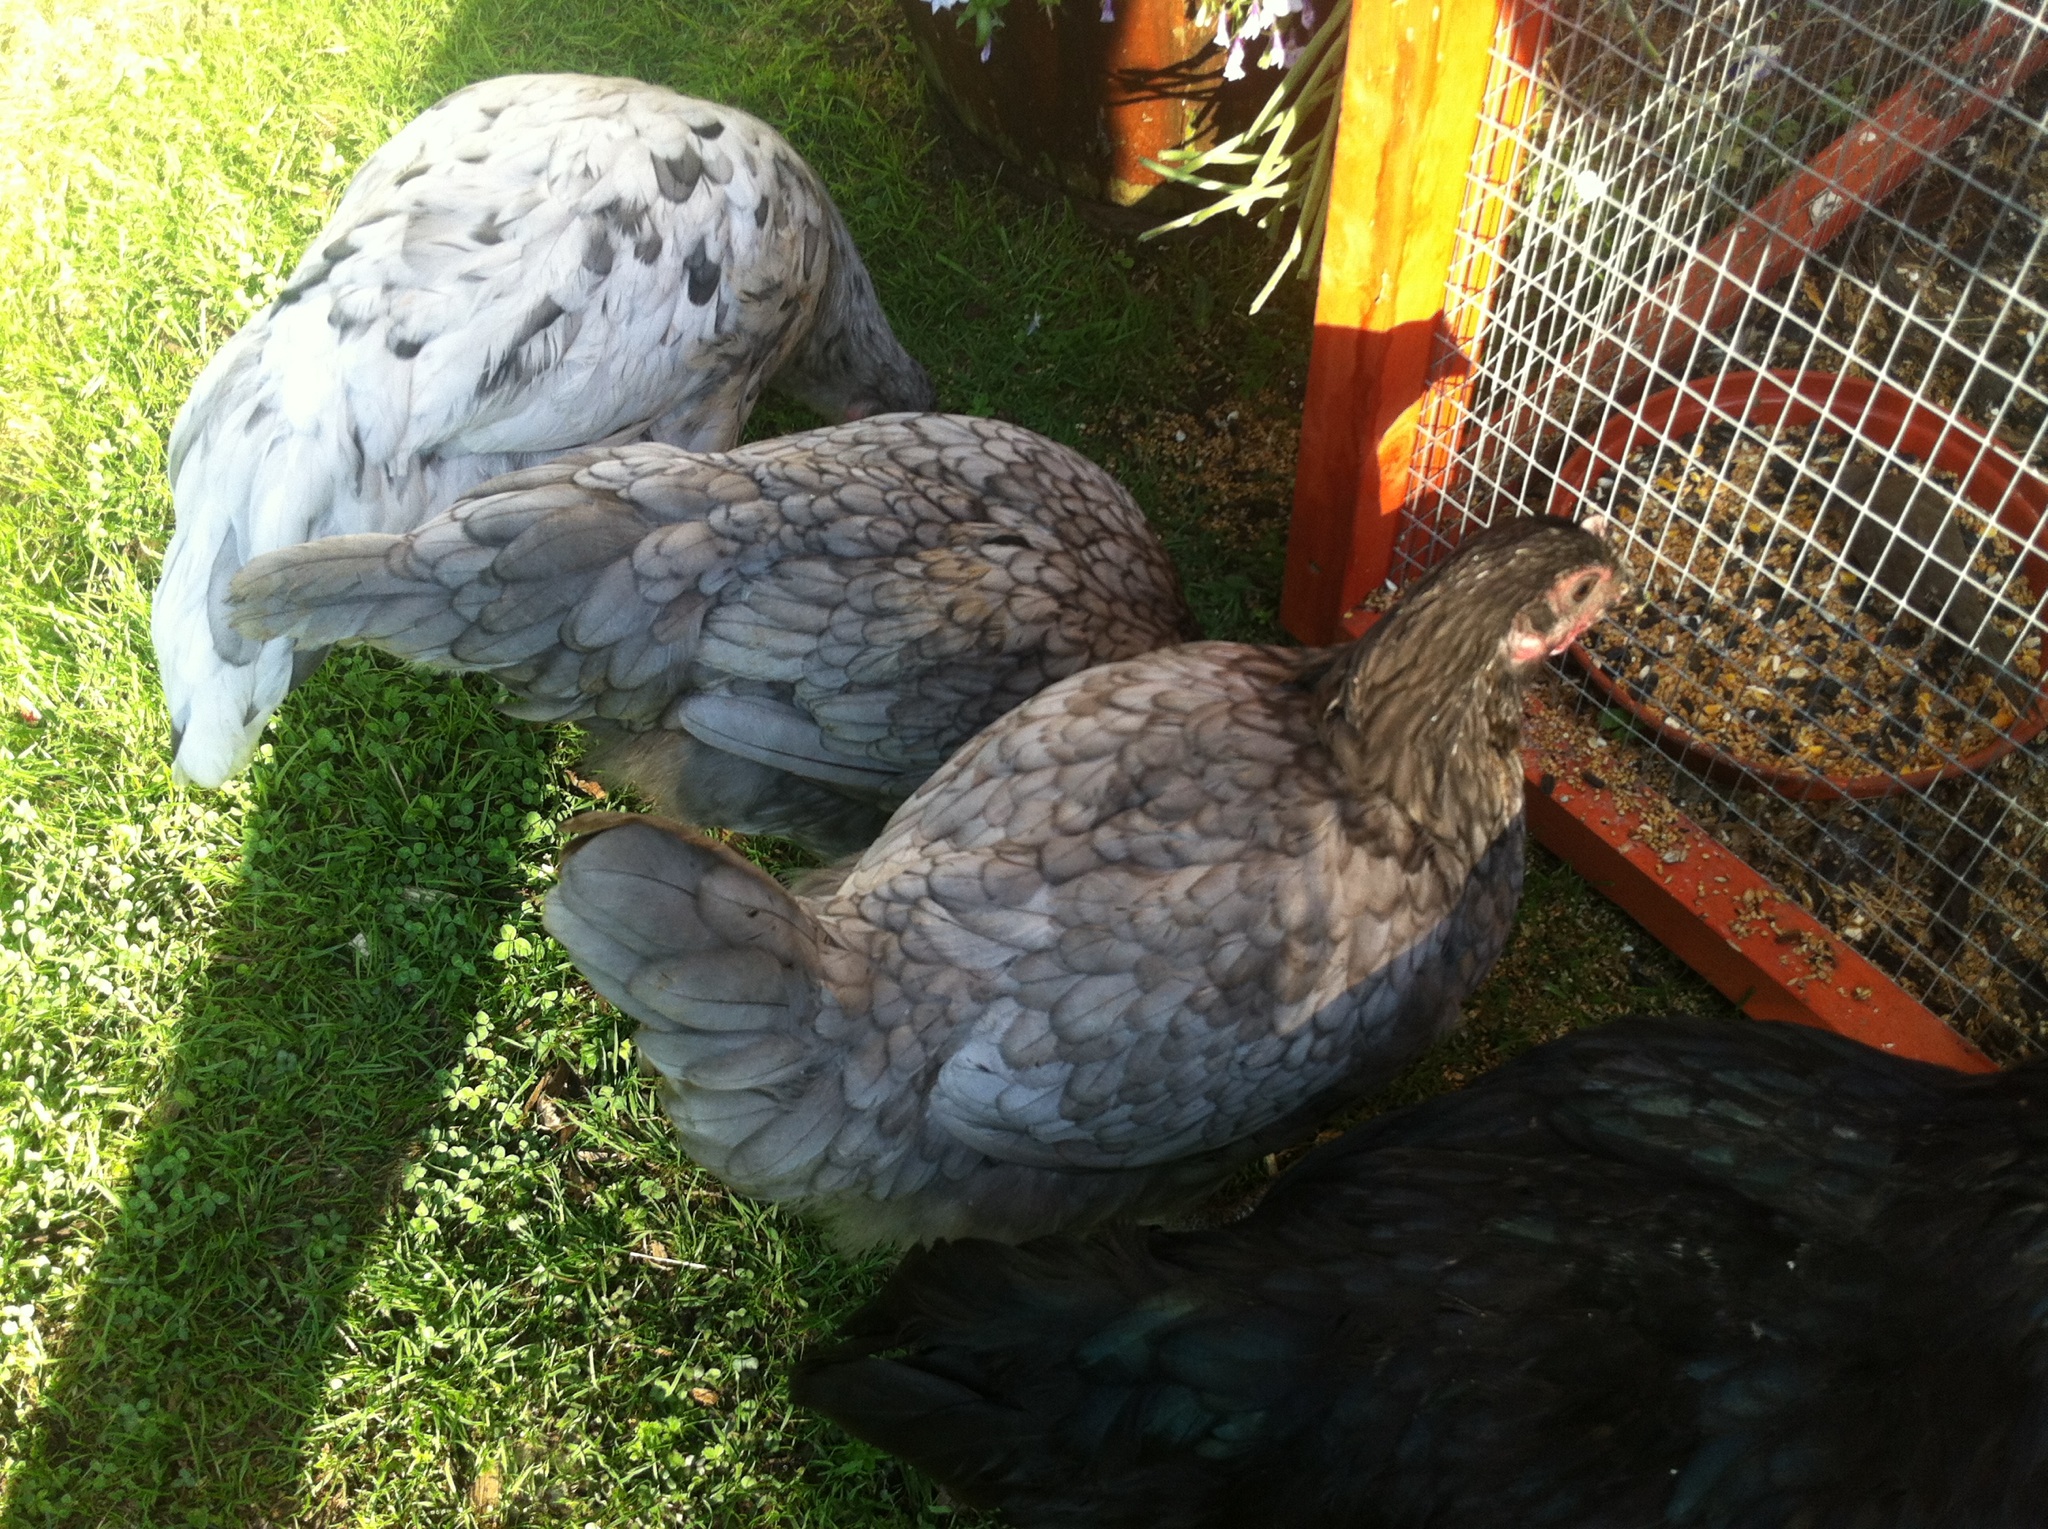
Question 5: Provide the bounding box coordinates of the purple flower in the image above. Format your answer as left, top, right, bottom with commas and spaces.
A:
1100, 0, 1114, 20
1729, 44, 1781, 90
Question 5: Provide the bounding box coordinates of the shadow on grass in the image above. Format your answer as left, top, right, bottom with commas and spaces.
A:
1, 654, 561, 1524
0, 0, 1331, 1517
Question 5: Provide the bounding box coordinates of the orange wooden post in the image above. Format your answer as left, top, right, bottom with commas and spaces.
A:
1282, 0, 1505, 644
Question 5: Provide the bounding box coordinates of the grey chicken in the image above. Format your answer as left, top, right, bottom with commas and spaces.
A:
229, 415, 1196, 856
1819, 461, 2034, 706
156, 73, 933, 791
796, 1013, 2048, 1529
541, 517, 1625, 1248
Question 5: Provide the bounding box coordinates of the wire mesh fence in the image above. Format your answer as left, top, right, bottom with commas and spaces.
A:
1403, 0, 2048, 1060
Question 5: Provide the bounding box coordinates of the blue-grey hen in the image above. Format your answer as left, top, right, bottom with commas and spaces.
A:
541, 517, 1624, 1247
1819, 461, 2037, 706
795, 1014, 2045, 1529
228, 415, 1194, 857
157, 73, 933, 790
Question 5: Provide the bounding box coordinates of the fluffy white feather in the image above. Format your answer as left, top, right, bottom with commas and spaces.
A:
157, 73, 931, 786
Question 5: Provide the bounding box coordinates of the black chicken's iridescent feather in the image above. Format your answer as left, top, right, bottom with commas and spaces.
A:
796, 1014, 2048, 1528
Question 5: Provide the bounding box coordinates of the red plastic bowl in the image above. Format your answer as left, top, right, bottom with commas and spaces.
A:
1548, 369, 2048, 801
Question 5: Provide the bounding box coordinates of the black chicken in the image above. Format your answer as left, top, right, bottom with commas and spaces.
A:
796, 1013, 2047, 1528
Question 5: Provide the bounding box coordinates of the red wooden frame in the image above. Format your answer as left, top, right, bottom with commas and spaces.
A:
1521, 696, 1991, 1072
1287, 0, 1998, 1071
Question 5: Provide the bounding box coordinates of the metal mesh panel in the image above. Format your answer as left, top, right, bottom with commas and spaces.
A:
1408, 0, 2048, 1059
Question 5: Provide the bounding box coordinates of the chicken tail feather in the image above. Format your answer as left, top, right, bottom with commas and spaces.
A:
793, 1232, 1308, 1524
155, 334, 354, 787
544, 813, 851, 1191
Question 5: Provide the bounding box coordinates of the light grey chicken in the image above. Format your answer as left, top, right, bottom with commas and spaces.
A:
229, 414, 1196, 856
542, 517, 1626, 1249
1819, 461, 2034, 705
156, 73, 934, 791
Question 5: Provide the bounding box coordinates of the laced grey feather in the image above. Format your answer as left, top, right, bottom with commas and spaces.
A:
540, 518, 1625, 1248
230, 414, 1196, 856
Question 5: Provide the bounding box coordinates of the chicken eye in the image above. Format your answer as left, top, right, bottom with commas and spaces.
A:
1570, 573, 1599, 604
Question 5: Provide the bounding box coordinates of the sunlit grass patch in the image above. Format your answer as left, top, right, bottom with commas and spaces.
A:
0, 0, 1729, 1523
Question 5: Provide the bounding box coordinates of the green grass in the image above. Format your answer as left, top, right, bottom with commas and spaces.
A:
0, 0, 1732, 1523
